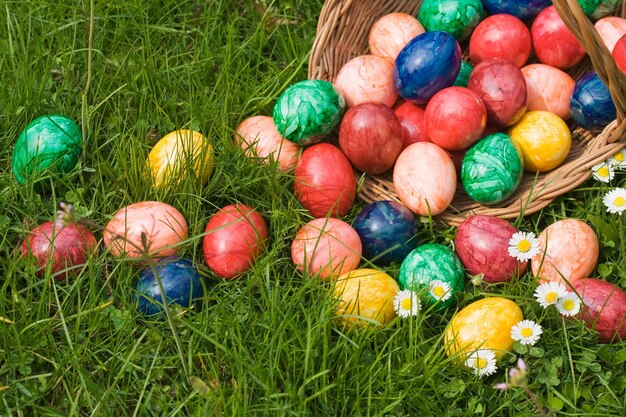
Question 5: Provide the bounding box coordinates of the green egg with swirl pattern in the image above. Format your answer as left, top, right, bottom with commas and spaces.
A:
461, 133, 523, 205
12, 114, 82, 184
398, 243, 465, 310
273, 80, 345, 145
418, 0, 484, 41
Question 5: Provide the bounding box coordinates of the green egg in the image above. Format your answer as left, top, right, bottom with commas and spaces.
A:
578, 0, 620, 19
453, 61, 474, 88
418, 0, 484, 41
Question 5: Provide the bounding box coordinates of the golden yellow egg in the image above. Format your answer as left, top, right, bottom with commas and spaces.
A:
508, 111, 571, 172
444, 297, 523, 360
333, 268, 399, 327
147, 130, 214, 188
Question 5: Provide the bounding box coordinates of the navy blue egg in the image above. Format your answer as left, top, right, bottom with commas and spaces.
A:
482, 0, 551, 20
393, 31, 462, 105
352, 201, 419, 265
570, 72, 617, 131
136, 257, 205, 316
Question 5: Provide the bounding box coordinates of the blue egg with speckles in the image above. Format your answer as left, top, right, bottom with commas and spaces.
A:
136, 257, 205, 316
353, 201, 419, 265
570, 72, 617, 131
482, 0, 551, 20
393, 31, 462, 105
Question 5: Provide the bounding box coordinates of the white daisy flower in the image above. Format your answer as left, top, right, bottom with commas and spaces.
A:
556, 292, 581, 316
591, 162, 615, 183
393, 290, 420, 318
608, 149, 626, 167
603, 188, 626, 215
465, 349, 498, 377
508, 231, 540, 262
534, 281, 568, 308
429, 280, 452, 302
510, 320, 543, 346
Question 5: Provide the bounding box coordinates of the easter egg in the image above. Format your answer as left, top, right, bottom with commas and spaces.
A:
273, 80, 345, 145
572, 278, 626, 343
352, 201, 418, 265
12, 114, 82, 184
418, 0, 484, 41
339, 103, 403, 174
334, 55, 397, 108
394, 101, 427, 148
595, 16, 626, 52
369, 13, 425, 61
508, 111, 571, 172
21, 220, 98, 281
522, 64, 576, 120
469, 14, 532, 68
580, 0, 622, 19
202, 204, 268, 279
393, 31, 462, 105
393, 142, 457, 216
445, 297, 523, 359
455, 215, 527, 283
531, 219, 599, 284
612, 35, 626, 75
453, 61, 474, 88
135, 257, 205, 316
531, 6, 586, 70
147, 129, 214, 189
570, 72, 617, 131
234, 116, 299, 171
424, 87, 487, 151
481, 0, 551, 21
333, 269, 399, 327
461, 133, 523, 205
291, 218, 362, 280
104, 201, 188, 260
294, 143, 356, 218
468, 58, 527, 127
398, 243, 465, 310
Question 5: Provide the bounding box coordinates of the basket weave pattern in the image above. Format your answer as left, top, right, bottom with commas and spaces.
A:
309, 0, 626, 226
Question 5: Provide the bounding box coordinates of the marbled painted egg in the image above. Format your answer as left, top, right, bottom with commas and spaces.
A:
573, 278, 626, 343
234, 116, 299, 171
469, 14, 532, 68
581, 0, 621, 19
334, 55, 397, 108
369, 13, 425, 61
570, 72, 617, 131
595, 16, 626, 52
418, 0, 484, 41
612, 34, 626, 74
482, 0, 551, 21
454, 61, 474, 88
394, 101, 427, 148
522, 64, 575, 120
531, 6, 586, 69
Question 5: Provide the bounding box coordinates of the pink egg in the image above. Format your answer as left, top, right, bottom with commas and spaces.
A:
573, 278, 626, 343
235, 116, 299, 171
522, 64, 575, 120
531, 219, 599, 284
531, 6, 586, 69
393, 142, 456, 216
369, 13, 425, 60
334, 55, 398, 108
104, 201, 188, 260
469, 14, 532, 68
394, 101, 427, 148
291, 218, 362, 280
595, 16, 626, 53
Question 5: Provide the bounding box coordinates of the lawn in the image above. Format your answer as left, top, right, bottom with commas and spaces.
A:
1, 1, 626, 416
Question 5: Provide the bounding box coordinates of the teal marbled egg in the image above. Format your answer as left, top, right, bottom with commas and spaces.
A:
398, 243, 465, 310
454, 61, 474, 88
273, 80, 345, 145
12, 114, 82, 184
461, 133, 523, 205
578, 0, 620, 19
418, 0, 484, 41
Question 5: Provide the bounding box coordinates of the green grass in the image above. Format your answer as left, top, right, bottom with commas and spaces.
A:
1, 1, 626, 416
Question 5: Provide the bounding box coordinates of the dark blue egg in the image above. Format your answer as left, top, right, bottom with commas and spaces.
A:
352, 201, 419, 265
393, 31, 462, 105
136, 257, 205, 316
482, 0, 551, 20
570, 72, 617, 131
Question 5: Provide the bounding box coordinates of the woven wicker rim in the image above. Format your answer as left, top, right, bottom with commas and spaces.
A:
308, 0, 626, 226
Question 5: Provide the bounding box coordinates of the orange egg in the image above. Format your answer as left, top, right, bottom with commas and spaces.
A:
369, 13, 425, 60
521, 64, 575, 120
235, 116, 299, 171
334, 55, 398, 108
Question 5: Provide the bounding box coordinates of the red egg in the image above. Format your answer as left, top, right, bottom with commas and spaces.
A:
573, 278, 626, 343
202, 204, 268, 279
468, 58, 527, 127
394, 101, 428, 148
291, 218, 362, 280
455, 215, 527, 283
294, 143, 356, 218
235, 116, 299, 171
469, 14, 532, 68
531, 6, 586, 69
339, 103, 403, 174
21, 220, 98, 281
612, 35, 626, 75
595, 16, 626, 53
424, 87, 487, 151
522, 64, 575, 120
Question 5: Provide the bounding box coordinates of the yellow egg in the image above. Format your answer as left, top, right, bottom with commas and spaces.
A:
444, 297, 523, 360
147, 130, 214, 188
508, 111, 571, 172
333, 268, 399, 327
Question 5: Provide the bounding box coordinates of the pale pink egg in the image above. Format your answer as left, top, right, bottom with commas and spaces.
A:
369, 13, 425, 61
522, 64, 575, 120
531, 219, 599, 284
393, 142, 456, 216
595, 16, 626, 53
235, 116, 299, 171
334, 55, 398, 108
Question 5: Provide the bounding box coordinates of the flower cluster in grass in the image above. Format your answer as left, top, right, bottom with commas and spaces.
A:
534, 282, 581, 316
592, 150, 626, 215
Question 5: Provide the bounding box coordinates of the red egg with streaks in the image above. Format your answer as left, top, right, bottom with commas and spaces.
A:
522, 64, 575, 120
339, 103, 403, 174
469, 14, 532, 68
294, 143, 357, 218
202, 204, 268, 279
531, 6, 586, 70
394, 101, 427, 148
595, 16, 626, 53
573, 278, 626, 343
612, 35, 626, 75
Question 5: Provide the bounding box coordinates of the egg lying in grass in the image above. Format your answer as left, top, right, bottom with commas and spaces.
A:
572, 278, 626, 343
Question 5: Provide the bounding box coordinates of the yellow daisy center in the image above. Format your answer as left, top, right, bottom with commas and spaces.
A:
597, 166, 610, 177
563, 299, 575, 311
475, 358, 488, 369
401, 298, 412, 310
433, 286, 445, 298
521, 328, 534, 338
615, 152, 624, 162
614, 196, 626, 207
546, 292, 558, 304
517, 239, 531, 252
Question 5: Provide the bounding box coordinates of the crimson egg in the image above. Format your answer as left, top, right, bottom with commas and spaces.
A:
394, 101, 427, 148
573, 278, 626, 343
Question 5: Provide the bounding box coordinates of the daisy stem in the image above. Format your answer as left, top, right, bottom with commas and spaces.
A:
523, 385, 548, 417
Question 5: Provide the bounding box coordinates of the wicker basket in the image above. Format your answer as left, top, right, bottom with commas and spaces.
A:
309, 0, 626, 226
